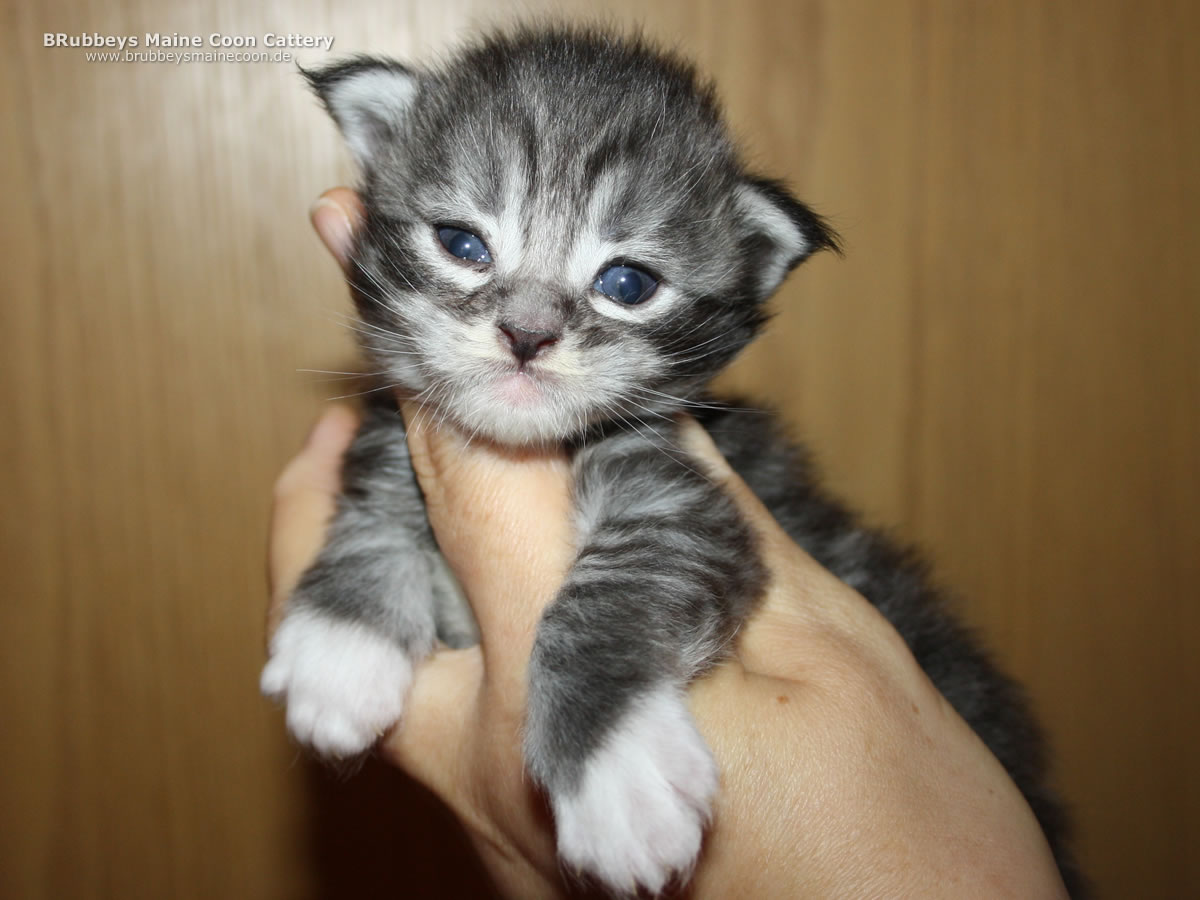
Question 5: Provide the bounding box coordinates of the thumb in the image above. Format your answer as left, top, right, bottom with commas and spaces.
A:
676, 417, 884, 678
310, 188, 363, 272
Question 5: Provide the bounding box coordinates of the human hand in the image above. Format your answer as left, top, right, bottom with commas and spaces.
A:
266, 189, 1068, 898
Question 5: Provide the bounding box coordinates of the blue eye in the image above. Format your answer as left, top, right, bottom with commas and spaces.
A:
593, 264, 658, 306
437, 226, 492, 264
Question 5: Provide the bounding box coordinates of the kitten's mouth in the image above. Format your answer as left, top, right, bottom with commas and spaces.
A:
492, 370, 545, 407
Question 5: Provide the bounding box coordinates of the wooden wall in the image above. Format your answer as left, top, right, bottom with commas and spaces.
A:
2, 1, 1196, 897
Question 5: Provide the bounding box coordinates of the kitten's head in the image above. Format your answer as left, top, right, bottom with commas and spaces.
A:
307, 27, 838, 444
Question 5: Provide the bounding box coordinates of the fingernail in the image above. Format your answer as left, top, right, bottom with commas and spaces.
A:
305, 405, 352, 451
401, 400, 466, 457
310, 197, 353, 259
676, 416, 710, 455
399, 400, 424, 434
677, 416, 734, 478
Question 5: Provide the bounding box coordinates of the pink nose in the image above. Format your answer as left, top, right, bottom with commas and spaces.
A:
499, 322, 559, 363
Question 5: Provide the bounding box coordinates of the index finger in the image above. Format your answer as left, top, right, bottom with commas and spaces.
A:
676, 417, 901, 679
401, 402, 574, 701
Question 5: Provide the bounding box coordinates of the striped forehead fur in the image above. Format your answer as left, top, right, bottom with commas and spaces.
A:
306, 26, 839, 444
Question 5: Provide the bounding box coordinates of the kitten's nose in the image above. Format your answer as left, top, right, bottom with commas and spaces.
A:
498, 322, 559, 364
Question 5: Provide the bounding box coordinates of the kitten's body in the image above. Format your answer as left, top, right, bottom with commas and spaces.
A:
263, 28, 1082, 895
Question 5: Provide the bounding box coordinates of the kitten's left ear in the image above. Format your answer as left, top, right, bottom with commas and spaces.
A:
735, 176, 841, 297
302, 56, 419, 169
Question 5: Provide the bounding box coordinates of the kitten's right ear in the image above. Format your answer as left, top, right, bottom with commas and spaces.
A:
302, 57, 418, 169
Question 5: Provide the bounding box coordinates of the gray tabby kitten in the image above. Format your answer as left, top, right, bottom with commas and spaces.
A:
262, 27, 1083, 896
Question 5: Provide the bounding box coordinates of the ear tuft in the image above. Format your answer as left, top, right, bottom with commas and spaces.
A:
301, 56, 418, 168
735, 176, 841, 296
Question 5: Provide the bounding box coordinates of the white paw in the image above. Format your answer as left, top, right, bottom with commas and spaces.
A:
260, 610, 412, 757
552, 686, 718, 895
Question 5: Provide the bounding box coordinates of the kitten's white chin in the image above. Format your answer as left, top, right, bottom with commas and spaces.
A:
493, 371, 543, 407
447, 376, 576, 446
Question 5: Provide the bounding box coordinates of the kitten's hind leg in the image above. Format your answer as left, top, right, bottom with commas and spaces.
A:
261, 398, 440, 757
524, 430, 765, 893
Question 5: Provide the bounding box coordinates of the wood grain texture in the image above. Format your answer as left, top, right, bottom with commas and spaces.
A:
1, 1, 1195, 897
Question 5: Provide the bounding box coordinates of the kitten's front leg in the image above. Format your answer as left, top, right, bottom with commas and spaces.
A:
525, 430, 765, 894
261, 399, 458, 757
